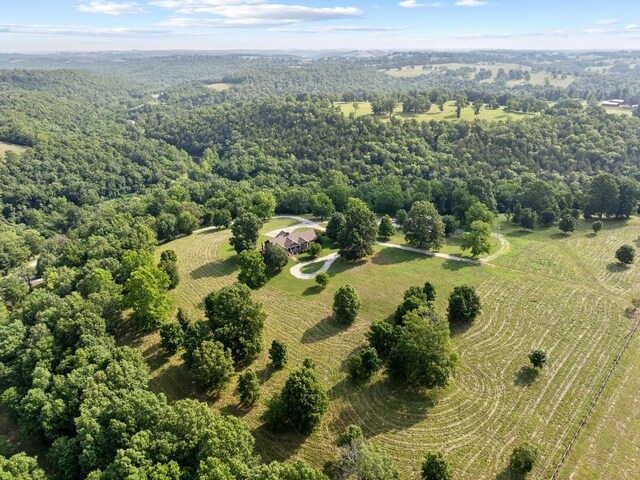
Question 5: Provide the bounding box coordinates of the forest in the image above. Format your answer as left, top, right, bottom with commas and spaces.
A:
1, 51, 640, 479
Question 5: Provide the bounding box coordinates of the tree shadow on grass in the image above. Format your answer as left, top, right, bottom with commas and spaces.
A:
303, 285, 324, 296
142, 341, 172, 372
449, 320, 473, 337
148, 363, 204, 403
550, 232, 570, 239
514, 366, 540, 387
251, 423, 307, 462
301, 316, 347, 344
328, 258, 367, 276
371, 248, 422, 266
442, 259, 480, 272
329, 377, 436, 438
606, 262, 627, 273
505, 229, 532, 238
190, 256, 237, 279
495, 467, 526, 480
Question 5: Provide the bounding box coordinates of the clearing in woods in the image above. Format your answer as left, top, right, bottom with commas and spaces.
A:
336, 100, 537, 122
0, 141, 27, 159
205, 82, 233, 91
131, 217, 640, 479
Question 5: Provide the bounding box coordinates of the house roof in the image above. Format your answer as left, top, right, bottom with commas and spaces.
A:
268, 230, 317, 249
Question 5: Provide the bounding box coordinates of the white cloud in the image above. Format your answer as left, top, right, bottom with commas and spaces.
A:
454, 0, 487, 6
398, 0, 443, 7
160, 4, 362, 27
0, 23, 165, 36
77, 1, 148, 15
625, 24, 640, 31
149, 0, 264, 7
595, 18, 620, 25
272, 25, 406, 33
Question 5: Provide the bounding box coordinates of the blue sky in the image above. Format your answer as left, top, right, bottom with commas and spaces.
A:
1, 0, 640, 52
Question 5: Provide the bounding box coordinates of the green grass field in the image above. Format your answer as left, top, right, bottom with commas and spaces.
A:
383, 63, 575, 88
0, 141, 27, 159
336, 101, 537, 123
138, 217, 640, 479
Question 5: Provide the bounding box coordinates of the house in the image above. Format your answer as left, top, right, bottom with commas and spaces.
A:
263, 230, 318, 255
602, 99, 625, 107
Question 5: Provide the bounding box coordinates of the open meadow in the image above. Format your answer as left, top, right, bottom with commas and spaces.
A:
335, 101, 537, 122
124, 216, 640, 479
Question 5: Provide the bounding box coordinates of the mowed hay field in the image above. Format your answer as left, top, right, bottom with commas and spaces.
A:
136, 218, 640, 479
335, 101, 536, 123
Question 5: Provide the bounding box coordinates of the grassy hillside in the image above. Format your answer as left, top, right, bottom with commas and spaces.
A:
130, 217, 640, 479
0, 141, 27, 159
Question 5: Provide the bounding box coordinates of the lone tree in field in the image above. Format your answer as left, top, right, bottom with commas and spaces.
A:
263, 242, 288, 272
509, 443, 537, 477
472, 99, 483, 116
388, 310, 458, 388
269, 339, 288, 369
338, 198, 378, 260
237, 369, 260, 408
615, 245, 635, 266
378, 215, 395, 241
230, 212, 262, 254
264, 364, 329, 434
205, 283, 266, 365
315, 272, 330, 288
592, 220, 603, 235
528, 349, 547, 369
237, 249, 267, 289
558, 214, 576, 235
460, 220, 492, 257
447, 285, 481, 324
189, 340, 234, 396
421, 451, 452, 480
404, 201, 445, 251
333, 284, 362, 325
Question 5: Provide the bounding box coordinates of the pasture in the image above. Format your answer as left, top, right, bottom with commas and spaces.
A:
335, 100, 537, 122
136, 217, 640, 479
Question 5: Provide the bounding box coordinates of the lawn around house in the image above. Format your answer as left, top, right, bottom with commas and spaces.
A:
139, 216, 640, 479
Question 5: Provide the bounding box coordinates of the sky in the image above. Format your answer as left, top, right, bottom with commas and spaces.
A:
1, 0, 640, 52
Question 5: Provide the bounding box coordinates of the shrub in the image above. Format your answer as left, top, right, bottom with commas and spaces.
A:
159, 322, 184, 354
615, 245, 635, 265
315, 272, 330, 288
528, 349, 547, 369
447, 285, 481, 324
269, 339, 288, 369
592, 220, 603, 234
421, 451, 451, 480
337, 424, 364, 447
347, 347, 381, 380
333, 284, 361, 325
509, 443, 537, 476
306, 242, 322, 258
238, 370, 260, 408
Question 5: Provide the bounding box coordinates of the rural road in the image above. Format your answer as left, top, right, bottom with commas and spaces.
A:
267, 216, 510, 279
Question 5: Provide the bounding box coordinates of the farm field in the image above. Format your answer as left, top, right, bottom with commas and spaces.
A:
335, 101, 537, 122
0, 141, 27, 158
127, 216, 640, 479
383, 62, 576, 87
